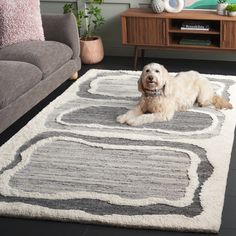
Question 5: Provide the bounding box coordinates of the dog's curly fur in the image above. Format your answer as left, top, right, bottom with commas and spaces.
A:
117, 63, 233, 126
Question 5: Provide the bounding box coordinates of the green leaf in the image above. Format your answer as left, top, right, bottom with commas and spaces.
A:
63, 0, 105, 38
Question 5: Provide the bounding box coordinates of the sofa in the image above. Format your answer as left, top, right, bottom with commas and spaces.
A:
0, 13, 81, 133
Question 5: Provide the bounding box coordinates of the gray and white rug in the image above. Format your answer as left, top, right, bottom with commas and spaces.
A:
0, 69, 236, 233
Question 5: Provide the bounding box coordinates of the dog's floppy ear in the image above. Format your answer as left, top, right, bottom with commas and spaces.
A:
138, 75, 144, 93
161, 65, 172, 96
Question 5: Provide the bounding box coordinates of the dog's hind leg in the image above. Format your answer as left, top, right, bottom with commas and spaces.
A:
197, 80, 232, 109
196, 79, 214, 107
212, 95, 233, 109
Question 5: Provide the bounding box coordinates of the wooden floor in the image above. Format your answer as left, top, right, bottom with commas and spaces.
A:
0, 56, 235, 236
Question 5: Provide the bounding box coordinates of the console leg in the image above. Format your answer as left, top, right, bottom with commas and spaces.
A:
141, 49, 145, 60
71, 72, 78, 80
134, 46, 139, 70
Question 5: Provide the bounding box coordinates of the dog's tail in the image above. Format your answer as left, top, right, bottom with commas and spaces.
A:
212, 95, 233, 110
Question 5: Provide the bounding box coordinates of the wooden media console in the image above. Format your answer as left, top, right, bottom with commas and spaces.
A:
121, 8, 236, 69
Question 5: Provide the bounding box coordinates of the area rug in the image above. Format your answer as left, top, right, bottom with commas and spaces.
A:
0, 69, 236, 233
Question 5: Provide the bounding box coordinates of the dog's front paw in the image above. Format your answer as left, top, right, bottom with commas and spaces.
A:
127, 114, 155, 126
116, 114, 128, 124
126, 118, 143, 126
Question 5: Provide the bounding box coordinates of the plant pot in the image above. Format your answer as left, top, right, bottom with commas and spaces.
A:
80, 36, 104, 64
228, 11, 236, 16
217, 3, 228, 15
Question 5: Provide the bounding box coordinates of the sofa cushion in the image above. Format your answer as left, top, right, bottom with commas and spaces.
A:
0, 41, 73, 78
0, 61, 42, 109
0, 0, 44, 49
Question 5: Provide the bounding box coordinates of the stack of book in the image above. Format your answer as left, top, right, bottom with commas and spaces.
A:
181, 21, 210, 31
179, 38, 211, 46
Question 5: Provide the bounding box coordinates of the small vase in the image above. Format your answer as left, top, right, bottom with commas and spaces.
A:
164, 0, 184, 13
80, 36, 104, 64
217, 3, 228, 16
151, 0, 165, 13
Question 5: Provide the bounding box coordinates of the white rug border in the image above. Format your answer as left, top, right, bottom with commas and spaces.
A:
0, 69, 236, 233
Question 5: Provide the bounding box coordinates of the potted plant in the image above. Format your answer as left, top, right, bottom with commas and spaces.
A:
64, 0, 105, 64
225, 4, 236, 16
217, 0, 228, 15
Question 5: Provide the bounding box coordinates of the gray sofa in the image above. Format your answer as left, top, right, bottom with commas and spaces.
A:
0, 13, 81, 133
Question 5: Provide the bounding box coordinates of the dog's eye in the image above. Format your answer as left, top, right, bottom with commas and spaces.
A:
146, 69, 150, 73
155, 70, 159, 73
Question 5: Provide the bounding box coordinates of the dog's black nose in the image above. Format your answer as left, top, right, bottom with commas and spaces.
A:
147, 76, 153, 81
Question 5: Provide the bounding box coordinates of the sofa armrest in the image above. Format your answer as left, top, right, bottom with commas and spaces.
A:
42, 13, 79, 59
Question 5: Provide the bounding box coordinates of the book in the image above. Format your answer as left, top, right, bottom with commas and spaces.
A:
179, 38, 212, 46
180, 27, 210, 31
181, 21, 210, 31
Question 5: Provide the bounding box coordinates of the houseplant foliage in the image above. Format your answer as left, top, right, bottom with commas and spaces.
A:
63, 0, 105, 64
225, 3, 236, 16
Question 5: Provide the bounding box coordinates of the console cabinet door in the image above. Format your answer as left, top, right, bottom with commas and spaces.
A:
221, 21, 236, 49
125, 17, 166, 46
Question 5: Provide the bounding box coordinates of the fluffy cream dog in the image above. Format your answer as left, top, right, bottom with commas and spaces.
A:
117, 63, 232, 126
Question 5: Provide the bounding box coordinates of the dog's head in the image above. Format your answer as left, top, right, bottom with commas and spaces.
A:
138, 63, 171, 96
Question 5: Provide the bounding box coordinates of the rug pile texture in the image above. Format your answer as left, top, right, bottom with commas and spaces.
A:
0, 69, 236, 233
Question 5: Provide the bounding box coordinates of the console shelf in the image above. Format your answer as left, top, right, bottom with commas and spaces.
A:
121, 8, 236, 69
169, 30, 220, 35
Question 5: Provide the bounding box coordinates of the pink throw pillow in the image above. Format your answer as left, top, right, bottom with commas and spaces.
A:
0, 0, 45, 48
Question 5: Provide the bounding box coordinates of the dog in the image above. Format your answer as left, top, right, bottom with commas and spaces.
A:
117, 63, 232, 126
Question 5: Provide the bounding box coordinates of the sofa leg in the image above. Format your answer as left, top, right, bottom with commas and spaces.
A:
70, 72, 78, 80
